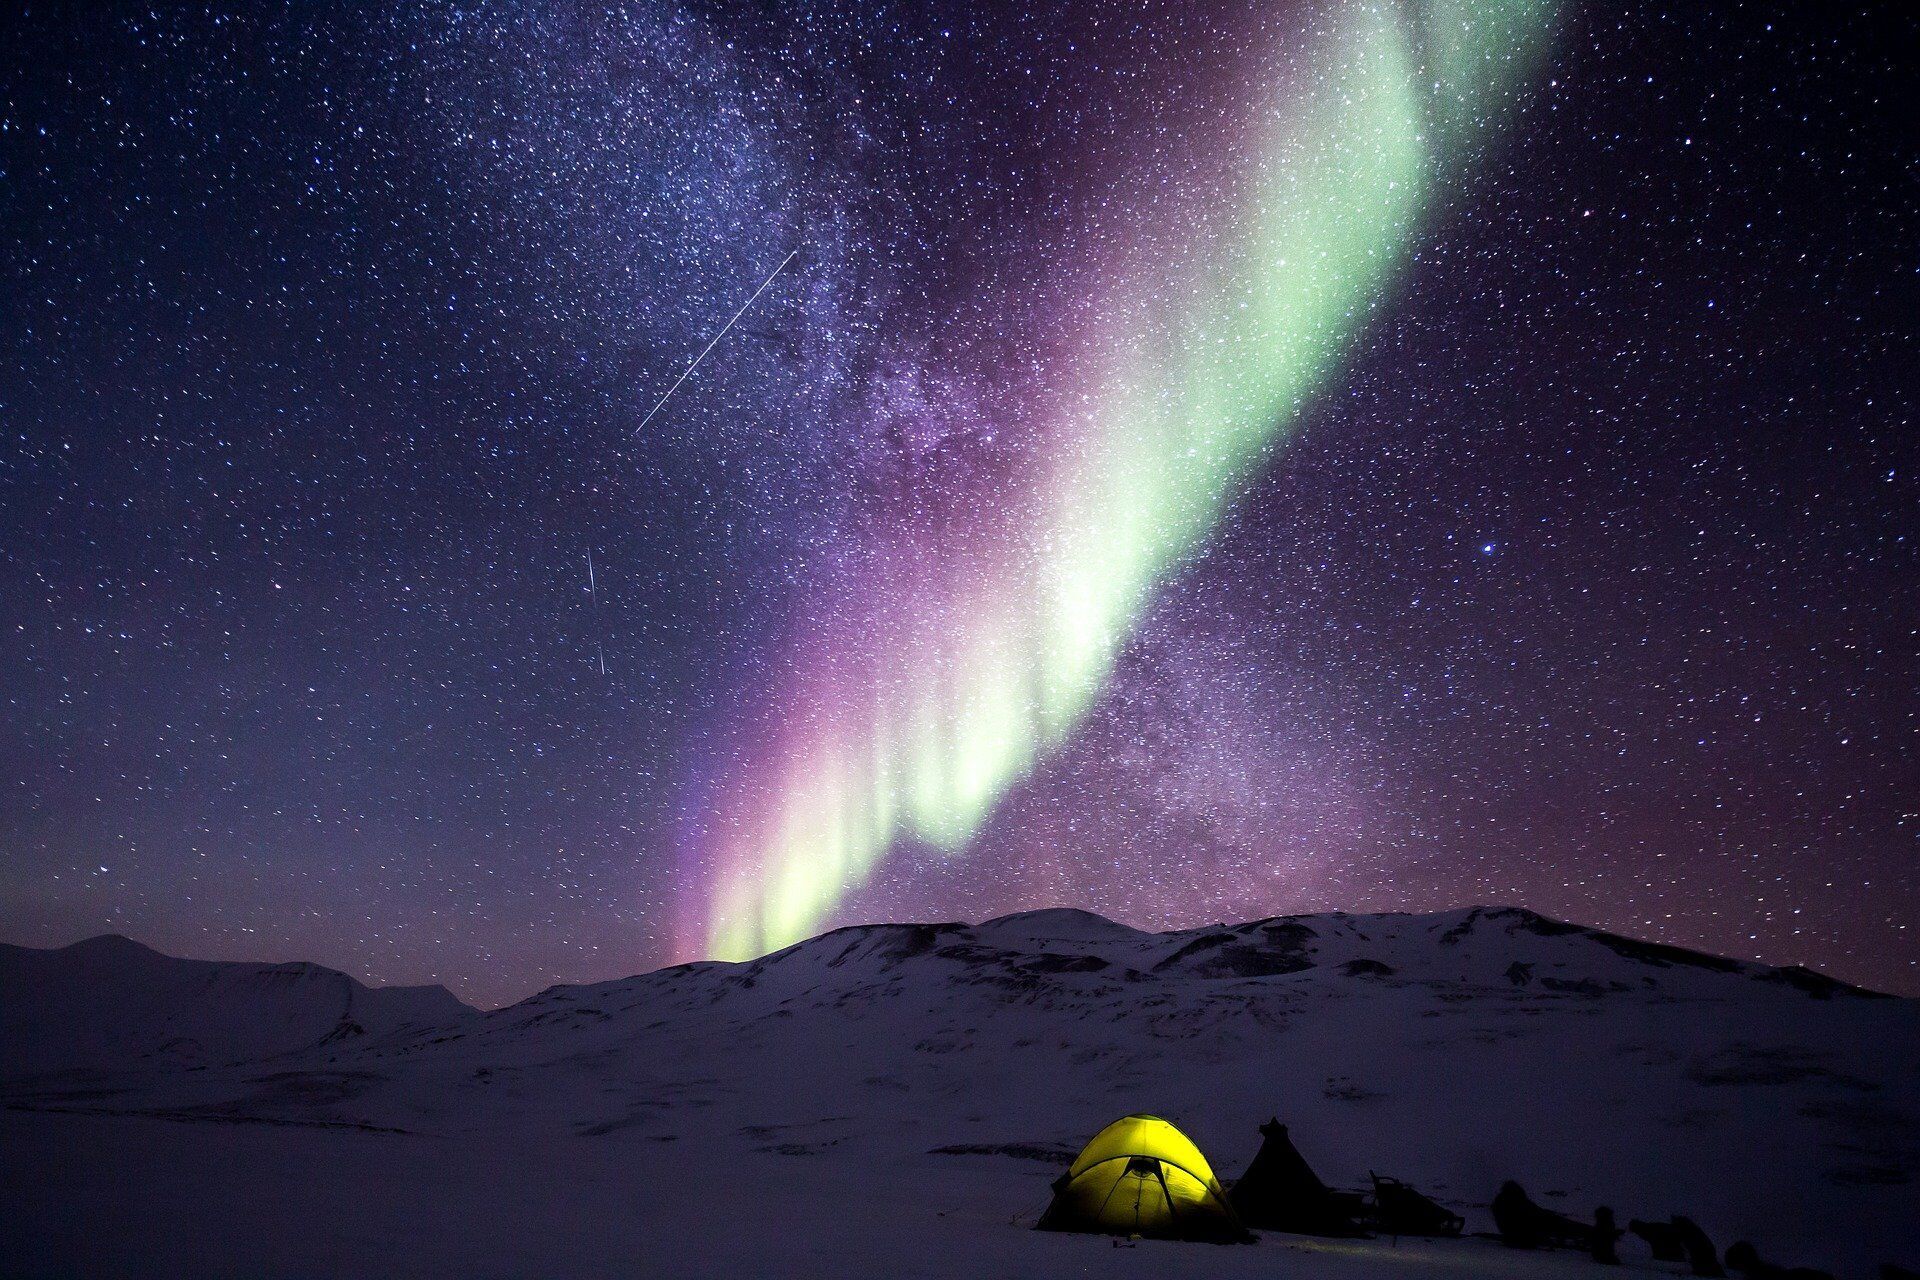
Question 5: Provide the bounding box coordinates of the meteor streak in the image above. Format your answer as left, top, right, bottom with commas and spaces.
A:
587, 549, 607, 677
635, 248, 800, 437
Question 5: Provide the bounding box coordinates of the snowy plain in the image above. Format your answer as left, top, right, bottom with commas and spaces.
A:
3, 906, 1915, 1279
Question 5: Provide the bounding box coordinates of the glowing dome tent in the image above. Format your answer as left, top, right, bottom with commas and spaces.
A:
1037, 1115, 1250, 1242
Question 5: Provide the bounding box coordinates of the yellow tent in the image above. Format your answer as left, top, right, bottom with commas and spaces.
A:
1037, 1115, 1251, 1242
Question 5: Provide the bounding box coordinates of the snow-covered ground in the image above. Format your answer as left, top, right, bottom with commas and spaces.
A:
4, 907, 1915, 1279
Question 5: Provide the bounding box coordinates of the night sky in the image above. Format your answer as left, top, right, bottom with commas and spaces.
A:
2, 1, 1914, 1006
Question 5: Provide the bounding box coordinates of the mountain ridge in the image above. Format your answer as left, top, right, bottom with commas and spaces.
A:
0, 933, 475, 1078
6, 902, 1893, 1030
515, 903, 1898, 1008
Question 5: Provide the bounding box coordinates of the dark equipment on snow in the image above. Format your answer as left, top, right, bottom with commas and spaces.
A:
1491, 1180, 1603, 1250
1632, 1216, 1725, 1276
1725, 1241, 1835, 1280
1227, 1120, 1369, 1237
1592, 1206, 1623, 1265
1678, 1218, 1728, 1277
1634, 1218, 1689, 1262
1368, 1173, 1465, 1237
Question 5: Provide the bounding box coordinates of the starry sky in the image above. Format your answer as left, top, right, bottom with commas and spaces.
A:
2, 1, 1914, 1006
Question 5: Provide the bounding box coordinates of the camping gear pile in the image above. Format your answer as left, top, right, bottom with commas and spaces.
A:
1491, 1179, 1836, 1278
1225, 1119, 1464, 1238
1037, 1115, 1858, 1279
1037, 1114, 1462, 1245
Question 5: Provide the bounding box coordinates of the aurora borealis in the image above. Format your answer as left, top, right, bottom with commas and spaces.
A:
3, 1, 1916, 1003
690, 0, 1564, 959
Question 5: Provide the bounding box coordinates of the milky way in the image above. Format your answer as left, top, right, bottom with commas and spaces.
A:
1, 1, 1914, 1004
686, 0, 1565, 959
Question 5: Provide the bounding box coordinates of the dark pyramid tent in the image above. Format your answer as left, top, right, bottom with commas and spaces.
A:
1037, 1115, 1250, 1242
1227, 1119, 1369, 1236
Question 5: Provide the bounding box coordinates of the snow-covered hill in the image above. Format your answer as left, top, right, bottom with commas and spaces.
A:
2, 907, 1914, 1279
0, 933, 473, 1077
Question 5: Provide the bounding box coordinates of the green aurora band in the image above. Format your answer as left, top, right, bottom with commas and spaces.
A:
695, 0, 1561, 961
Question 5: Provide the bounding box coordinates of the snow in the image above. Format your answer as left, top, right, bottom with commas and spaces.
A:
0, 933, 472, 1076
3, 907, 1914, 1279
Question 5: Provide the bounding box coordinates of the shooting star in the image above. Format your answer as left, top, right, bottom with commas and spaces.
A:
635, 248, 800, 436
587, 549, 608, 677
